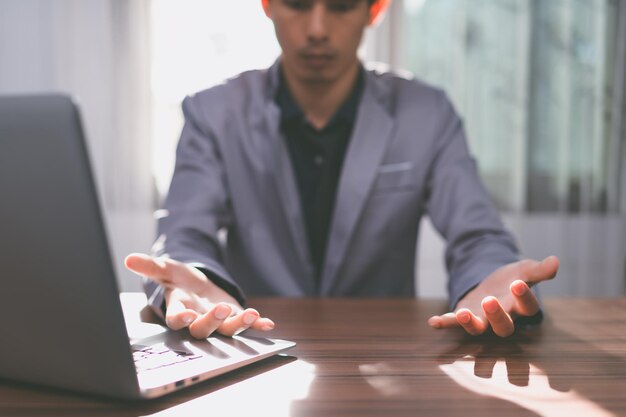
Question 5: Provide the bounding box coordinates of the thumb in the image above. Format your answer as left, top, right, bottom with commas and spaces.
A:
124, 253, 171, 283
520, 256, 560, 286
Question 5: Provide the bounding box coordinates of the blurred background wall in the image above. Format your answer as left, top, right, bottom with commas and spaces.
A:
1, 0, 625, 296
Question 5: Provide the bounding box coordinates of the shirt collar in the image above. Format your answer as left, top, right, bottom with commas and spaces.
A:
275, 64, 364, 130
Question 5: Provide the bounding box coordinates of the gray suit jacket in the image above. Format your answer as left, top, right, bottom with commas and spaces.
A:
145, 61, 519, 315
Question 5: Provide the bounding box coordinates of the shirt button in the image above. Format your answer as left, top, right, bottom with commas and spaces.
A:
314, 155, 324, 165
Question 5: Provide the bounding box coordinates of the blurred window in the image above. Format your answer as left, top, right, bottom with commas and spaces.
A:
403, 0, 625, 213
150, 1, 280, 198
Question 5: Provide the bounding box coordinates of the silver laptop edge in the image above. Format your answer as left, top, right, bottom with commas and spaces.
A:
0, 94, 294, 399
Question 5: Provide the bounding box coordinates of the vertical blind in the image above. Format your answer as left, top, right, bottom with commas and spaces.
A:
402, 0, 626, 213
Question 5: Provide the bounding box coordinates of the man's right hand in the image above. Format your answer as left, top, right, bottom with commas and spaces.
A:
124, 253, 275, 339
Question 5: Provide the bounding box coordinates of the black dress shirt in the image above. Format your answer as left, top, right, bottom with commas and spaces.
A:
275, 68, 364, 282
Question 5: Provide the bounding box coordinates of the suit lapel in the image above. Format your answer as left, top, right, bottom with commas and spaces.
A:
320, 74, 394, 294
266, 105, 313, 269
252, 63, 315, 292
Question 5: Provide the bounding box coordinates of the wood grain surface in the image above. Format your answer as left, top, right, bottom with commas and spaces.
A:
2, 297, 626, 417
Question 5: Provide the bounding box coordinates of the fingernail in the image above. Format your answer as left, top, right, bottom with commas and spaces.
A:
428, 317, 441, 328
214, 305, 230, 320
512, 282, 526, 296
263, 321, 275, 330
457, 311, 471, 323
483, 300, 498, 314
243, 313, 258, 325
183, 315, 195, 324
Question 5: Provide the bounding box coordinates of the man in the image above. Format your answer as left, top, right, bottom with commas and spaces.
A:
126, 0, 559, 340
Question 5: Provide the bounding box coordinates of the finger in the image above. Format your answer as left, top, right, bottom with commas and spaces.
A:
482, 296, 514, 338
188, 303, 232, 339
510, 280, 540, 317
164, 291, 199, 330
248, 317, 275, 331
455, 308, 489, 336
126, 253, 210, 293
428, 312, 458, 329
216, 308, 260, 336
124, 253, 169, 282
518, 256, 560, 286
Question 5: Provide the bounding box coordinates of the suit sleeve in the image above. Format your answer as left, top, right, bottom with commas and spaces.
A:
424, 93, 520, 311
143, 96, 245, 319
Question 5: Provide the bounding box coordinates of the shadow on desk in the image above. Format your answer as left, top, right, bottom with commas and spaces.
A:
2, 299, 626, 417
354, 321, 625, 417
0, 353, 299, 416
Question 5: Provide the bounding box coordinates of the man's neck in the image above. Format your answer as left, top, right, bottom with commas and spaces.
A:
281, 61, 360, 130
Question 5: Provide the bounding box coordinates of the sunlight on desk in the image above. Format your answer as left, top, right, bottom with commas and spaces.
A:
142, 359, 315, 417
359, 362, 411, 397
439, 356, 615, 417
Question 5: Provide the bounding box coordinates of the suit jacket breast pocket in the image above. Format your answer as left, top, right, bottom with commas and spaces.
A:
372, 162, 415, 193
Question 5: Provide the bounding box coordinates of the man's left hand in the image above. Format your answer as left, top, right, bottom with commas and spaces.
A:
428, 256, 559, 337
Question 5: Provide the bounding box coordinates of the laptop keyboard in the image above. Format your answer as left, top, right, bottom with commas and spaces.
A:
132, 344, 202, 373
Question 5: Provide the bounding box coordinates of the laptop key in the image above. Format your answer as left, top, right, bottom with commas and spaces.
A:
132, 344, 202, 372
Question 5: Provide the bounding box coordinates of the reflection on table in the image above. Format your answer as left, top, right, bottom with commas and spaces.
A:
1, 296, 626, 417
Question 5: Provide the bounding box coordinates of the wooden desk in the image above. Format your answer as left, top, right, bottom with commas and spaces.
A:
2, 297, 626, 417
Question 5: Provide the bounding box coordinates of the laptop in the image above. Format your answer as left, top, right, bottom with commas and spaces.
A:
0, 94, 295, 399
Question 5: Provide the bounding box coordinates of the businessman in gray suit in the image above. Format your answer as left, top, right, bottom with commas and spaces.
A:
126, 0, 559, 339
